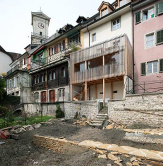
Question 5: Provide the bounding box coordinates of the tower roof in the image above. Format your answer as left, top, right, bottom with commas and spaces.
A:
31, 11, 51, 25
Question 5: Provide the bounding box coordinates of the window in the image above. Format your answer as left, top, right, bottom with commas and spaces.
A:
120, 0, 123, 7
53, 71, 56, 80
156, 29, 163, 45
101, 8, 108, 17
24, 58, 27, 65
146, 33, 154, 48
41, 74, 44, 82
80, 62, 85, 71
60, 40, 65, 51
62, 89, 65, 97
112, 18, 120, 31
124, 0, 127, 5
156, 1, 163, 16
37, 76, 40, 83
49, 72, 52, 80
59, 89, 61, 97
143, 8, 154, 21
34, 77, 37, 84
40, 32, 42, 36
51, 47, 54, 55
61, 67, 66, 77
92, 33, 96, 42
54, 45, 58, 54
147, 61, 158, 74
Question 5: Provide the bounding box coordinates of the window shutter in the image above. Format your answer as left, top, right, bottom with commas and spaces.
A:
141, 63, 146, 75
156, 29, 163, 45
135, 12, 141, 24
160, 59, 163, 72
156, 1, 163, 16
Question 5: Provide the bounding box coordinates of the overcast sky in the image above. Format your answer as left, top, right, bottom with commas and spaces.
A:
0, 0, 115, 54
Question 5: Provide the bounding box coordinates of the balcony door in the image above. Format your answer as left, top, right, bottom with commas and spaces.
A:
41, 91, 46, 103
49, 90, 55, 102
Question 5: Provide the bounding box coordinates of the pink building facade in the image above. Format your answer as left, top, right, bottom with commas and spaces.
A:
133, 0, 163, 93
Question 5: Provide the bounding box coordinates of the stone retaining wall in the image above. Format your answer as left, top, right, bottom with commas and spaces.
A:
24, 101, 98, 120
108, 93, 163, 127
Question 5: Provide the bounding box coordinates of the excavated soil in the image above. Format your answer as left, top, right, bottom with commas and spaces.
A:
0, 119, 163, 166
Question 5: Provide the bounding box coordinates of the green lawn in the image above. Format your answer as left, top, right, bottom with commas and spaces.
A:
0, 116, 55, 129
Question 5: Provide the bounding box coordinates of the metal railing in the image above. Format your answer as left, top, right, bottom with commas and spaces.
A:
7, 64, 20, 76
31, 32, 48, 39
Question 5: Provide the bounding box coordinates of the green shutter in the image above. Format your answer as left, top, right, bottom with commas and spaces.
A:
135, 12, 141, 24
141, 63, 146, 76
156, 29, 163, 45
160, 59, 163, 72
156, 1, 163, 16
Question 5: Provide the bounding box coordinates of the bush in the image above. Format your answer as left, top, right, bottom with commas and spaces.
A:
56, 104, 64, 118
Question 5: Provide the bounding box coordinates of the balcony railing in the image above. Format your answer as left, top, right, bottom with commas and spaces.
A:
71, 35, 126, 64
7, 64, 19, 76
32, 82, 46, 91
31, 32, 48, 39
73, 63, 124, 84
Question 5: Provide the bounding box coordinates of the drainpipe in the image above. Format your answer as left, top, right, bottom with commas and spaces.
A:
131, 5, 135, 94
86, 26, 90, 47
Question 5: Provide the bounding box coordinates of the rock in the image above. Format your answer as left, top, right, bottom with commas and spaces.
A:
132, 161, 140, 166
106, 125, 113, 129
12, 125, 21, 129
108, 153, 118, 161
15, 127, 26, 133
44, 122, 52, 125
0, 142, 5, 145
33, 123, 41, 129
126, 162, 132, 166
98, 154, 107, 159
23, 125, 34, 131
82, 117, 86, 121
130, 157, 137, 162
111, 152, 119, 155
61, 118, 65, 122
114, 161, 122, 166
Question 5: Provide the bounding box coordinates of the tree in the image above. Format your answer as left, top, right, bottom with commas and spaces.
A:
0, 76, 5, 99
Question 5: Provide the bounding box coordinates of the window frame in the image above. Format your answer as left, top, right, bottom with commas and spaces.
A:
101, 8, 108, 17
92, 33, 96, 42
147, 60, 158, 74
145, 32, 155, 48
142, 6, 155, 22
112, 17, 121, 31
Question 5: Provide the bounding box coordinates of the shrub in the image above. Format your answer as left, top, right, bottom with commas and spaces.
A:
56, 104, 64, 118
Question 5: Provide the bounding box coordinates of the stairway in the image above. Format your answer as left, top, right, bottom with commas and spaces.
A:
90, 106, 108, 128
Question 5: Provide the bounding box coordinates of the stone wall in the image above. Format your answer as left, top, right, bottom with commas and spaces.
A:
64, 101, 98, 120
108, 93, 163, 127
24, 101, 98, 120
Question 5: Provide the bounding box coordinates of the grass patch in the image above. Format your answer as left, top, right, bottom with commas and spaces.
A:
0, 116, 55, 129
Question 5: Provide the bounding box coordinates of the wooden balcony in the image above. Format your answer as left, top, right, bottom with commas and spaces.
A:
73, 63, 124, 84
70, 34, 132, 84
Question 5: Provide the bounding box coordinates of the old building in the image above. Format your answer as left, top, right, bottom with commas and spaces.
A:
0, 45, 21, 74
70, 0, 133, 102
132, 0, 163, 93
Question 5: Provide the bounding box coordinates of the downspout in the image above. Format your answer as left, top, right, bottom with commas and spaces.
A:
131, 4, 135, 94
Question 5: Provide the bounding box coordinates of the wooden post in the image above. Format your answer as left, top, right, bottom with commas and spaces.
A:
123, 75, 127, 99
85, 82, 87, 101
111, 81, 113, 99
103, 78, 105, 105
70, 84, 73, 101
95, 84, 97, 99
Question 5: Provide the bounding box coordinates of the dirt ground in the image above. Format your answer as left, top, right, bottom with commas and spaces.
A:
0, 119, 163, 166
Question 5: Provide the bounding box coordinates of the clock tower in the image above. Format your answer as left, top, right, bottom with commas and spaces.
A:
31, 11, 50, 44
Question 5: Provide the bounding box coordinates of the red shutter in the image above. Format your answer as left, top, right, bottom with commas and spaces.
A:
41, 91, 46, 102
49, 90, 55, 102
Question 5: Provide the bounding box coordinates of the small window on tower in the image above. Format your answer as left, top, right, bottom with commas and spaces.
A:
40, 32, 42, 36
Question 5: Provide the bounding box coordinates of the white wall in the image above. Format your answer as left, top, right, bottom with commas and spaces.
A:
0, 51, 12, 73
83, 11, 132, 48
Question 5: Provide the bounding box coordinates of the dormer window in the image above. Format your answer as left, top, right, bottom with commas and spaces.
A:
101, 8, 108, 17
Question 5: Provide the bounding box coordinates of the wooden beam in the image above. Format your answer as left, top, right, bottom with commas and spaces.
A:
70, 84, 73, 101
95, 84, 97, 99
85, 82, 87, 101
103, 78, 105, 105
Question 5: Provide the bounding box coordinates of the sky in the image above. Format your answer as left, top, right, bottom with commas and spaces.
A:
0, 0, 115, 54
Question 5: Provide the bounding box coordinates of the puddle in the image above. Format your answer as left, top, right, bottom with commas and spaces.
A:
125, 132, 163, 140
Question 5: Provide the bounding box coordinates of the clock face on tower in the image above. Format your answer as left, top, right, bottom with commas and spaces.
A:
38, 22, 44, 29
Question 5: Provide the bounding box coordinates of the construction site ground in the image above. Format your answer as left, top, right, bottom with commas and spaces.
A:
0, 119, 163, 166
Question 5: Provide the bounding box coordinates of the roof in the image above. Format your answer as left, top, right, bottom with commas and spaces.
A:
8, 52, 21, 61
98, 1, 114, 11
0, 45, 21, 62
31, 11, 51, 25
